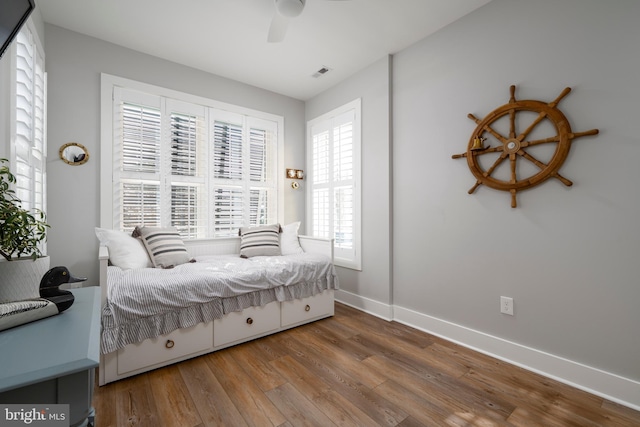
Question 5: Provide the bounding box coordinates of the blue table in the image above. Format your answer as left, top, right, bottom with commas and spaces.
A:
0, 287, 100, 427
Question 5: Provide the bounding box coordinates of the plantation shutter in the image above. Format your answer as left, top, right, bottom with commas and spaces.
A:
168, 100, 207, 239
248, 119, 277, 227
308, 99, 361, 269
14, 25, 46, 214
332, 112, 354, 252
114, 89, 162, 233
211, 113, 277, 237
111, 82, 279, 239
310, 122, 331, 239
212, 115, 245, 236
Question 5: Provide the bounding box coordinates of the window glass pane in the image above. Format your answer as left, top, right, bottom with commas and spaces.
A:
122, 103, 161, 173
213, 121, 243, 180
171, 184, 202, 239
121, 181, 160, 234
14, 160, 31, 210
171, 113, 200, 177
312, 188, 330, 239
213, 187, 244, 236
249, 128, 268, 183
313, 130, 330, 185
334, 122, 353, 182
334, 186, 353, 249
250, 188, 272, 226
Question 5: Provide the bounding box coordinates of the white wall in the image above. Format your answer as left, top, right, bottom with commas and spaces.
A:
306, 56, 393, 313
393, 0, 640, 407
43, 24, 306, 285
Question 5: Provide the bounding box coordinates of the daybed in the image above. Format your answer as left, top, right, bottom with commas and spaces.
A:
97, 225, 338, 386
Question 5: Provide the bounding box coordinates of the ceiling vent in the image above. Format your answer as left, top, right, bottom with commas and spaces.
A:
312, 67, 331, 78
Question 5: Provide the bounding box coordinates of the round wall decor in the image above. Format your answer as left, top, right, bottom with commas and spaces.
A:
452, 85, 599, 208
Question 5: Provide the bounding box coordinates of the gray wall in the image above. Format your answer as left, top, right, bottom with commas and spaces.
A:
36, 0, 640, 407
44, 24, 305, 285
306, 56, 393, 311
393, 0, 640, 383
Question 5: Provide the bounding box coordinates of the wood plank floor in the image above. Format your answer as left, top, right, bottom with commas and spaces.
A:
93, 303, 640, 426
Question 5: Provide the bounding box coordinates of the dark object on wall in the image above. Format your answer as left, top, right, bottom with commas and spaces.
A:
39, 266, 87, 312
0, 0, 35, 59
452, 85, 599, 208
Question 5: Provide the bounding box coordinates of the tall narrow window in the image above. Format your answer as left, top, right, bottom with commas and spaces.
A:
307, 99, 361, 270
12, 23, 46, 216
109, 81, 280, 239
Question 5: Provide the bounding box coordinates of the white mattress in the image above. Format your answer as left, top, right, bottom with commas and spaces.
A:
101, 253, 338, 354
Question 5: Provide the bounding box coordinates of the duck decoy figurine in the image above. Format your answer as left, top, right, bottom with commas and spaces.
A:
0, 266, 86, 332
39, 266, 86, 312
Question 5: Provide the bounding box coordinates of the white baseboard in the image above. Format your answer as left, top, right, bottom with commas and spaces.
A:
335, 291, 640, 411
335, 289, 393, 320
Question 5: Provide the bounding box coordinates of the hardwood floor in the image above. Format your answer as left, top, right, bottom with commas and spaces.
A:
93, 303, 640, 426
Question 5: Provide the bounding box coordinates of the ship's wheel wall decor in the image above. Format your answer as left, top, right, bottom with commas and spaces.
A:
452, 85, 599, 208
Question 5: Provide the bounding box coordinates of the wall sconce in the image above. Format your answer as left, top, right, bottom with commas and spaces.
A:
286, 168, 304, 179
286, 168, 304, 189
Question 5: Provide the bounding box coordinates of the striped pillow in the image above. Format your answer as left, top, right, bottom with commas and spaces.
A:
136, 226, 190, 268
239, 224, 281, 258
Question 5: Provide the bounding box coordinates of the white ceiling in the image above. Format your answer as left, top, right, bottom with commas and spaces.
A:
36, 0, 491, 101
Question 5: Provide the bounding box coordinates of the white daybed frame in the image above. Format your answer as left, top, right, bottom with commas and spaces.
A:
98, 235, 335, 386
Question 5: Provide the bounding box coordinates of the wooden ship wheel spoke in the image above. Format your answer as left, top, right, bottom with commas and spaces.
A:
452, 85, 599, 208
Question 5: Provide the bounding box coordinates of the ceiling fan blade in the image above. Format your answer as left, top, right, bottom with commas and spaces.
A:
268, 13, 289, 43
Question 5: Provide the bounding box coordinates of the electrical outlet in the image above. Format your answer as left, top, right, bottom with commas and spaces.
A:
500, 296, 514, 315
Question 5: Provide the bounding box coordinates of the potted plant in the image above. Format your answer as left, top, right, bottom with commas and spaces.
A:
0, 158, 50, 303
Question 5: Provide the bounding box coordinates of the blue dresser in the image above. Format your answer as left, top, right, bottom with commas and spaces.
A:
0, 287, 100, 427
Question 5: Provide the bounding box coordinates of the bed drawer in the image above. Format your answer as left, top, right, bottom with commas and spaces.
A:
281, 290, 334, 327
214, 301, 280, 347
117, 321, 213, 375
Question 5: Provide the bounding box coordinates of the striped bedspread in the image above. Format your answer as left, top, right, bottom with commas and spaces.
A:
101, 253, 339, 354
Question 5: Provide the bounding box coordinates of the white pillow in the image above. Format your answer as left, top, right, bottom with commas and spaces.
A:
280, 222, 304, 255
95, 227, 152, 270
135, 226, 191, 268
239, 224, 282, 258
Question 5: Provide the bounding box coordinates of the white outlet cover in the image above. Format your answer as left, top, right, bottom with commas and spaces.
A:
500, 296, 514, 315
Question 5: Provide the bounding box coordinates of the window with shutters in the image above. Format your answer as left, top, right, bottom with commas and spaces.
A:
8, 21, 46, 238
307, 99, 361, 270
105, 77, 282, 239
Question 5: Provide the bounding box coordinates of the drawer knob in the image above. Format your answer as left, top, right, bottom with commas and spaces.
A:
165, 339, 175, 349
246, 317, 254, 325
305, 304, 311, 312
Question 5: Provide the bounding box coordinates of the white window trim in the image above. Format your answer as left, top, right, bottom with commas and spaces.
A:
100, 73, 284, 231
306, 98, 362, 270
